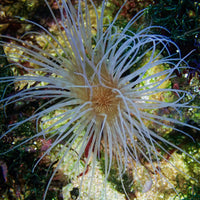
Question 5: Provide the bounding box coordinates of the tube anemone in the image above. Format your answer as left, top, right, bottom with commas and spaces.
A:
0, 0, 199, 199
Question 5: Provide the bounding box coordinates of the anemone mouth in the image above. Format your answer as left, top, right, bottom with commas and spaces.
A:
70, 63, 122, 120
90, 85, 121, 117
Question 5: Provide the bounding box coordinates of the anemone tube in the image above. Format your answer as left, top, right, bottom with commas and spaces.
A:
0, 0, 199, 199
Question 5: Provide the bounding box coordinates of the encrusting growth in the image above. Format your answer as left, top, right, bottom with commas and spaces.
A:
0, 0, 199, 199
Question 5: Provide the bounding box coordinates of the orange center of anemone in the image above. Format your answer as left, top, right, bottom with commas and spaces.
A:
70, 66, 122, 119
91, 86, 119, 116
